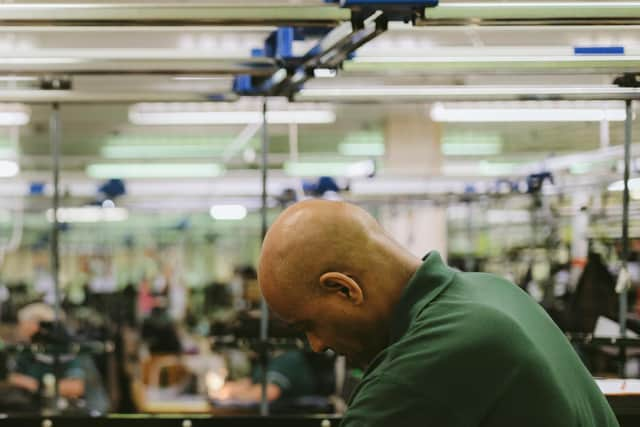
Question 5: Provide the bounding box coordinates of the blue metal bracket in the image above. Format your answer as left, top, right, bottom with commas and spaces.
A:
233, 14, 386, 97
231, 0, 438, 98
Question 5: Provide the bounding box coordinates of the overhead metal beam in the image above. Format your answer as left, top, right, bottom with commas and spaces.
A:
0, 4, 349, 27
0, 53, 277, 76
345, 56, 640, 75
0, 90, 221, 103
421, 2, 640, 26
298, 85, 640, 102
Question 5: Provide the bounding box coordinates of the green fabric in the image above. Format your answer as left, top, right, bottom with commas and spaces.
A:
342, 251, 619, 427
14, 352, 85, 383
253, 351, 316, 400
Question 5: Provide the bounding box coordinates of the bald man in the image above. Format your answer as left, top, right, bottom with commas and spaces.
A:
259, 200, 619, 427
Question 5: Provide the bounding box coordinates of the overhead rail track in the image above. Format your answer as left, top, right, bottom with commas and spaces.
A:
0, 4, 350, 27
1, 2, 639, 28
420, 1, 640, 26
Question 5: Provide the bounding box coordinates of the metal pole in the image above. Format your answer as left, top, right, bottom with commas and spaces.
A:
49, 102, 62, 404
49, 103, 62, 324
259, 98, 270, 416
619, 99, 632, 376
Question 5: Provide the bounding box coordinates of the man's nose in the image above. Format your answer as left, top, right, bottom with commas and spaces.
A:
306, 332, 326, 353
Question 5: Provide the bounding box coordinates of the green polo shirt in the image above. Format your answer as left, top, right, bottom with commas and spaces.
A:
341, 251, 619, 427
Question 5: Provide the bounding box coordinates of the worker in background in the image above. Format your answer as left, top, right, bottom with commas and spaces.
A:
8, 303, 85, 400
258, 199, 619, 426
208, 350, 317, 406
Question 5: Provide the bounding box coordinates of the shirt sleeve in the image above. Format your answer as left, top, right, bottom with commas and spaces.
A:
63, 358, 86, 380
341, 374, 466, 427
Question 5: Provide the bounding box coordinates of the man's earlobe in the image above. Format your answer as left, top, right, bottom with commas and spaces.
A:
319, 272, 364, 305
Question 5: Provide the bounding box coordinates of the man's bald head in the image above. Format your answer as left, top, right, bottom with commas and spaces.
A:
258, 199, 420, 366
260, 200, 382, 299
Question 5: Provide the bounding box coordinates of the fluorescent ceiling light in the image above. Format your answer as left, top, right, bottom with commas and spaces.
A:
0, 104, 29, 126
210, 204, 247, 221
284, 160, 374, 177
442, 142, 502, 156
339, 142, 385, 156
46, 207, 128, 223
0, 160, 19, 177
129, 104, 335, 125
299, 85, 640, 98
430, 102, 627, 122
0, 76, 37, 82
608, 178, 640, 192
101, 145, 224, 159
86, 163, 224, 179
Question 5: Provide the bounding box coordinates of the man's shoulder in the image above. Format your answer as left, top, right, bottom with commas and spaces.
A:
378, 301, 530, 377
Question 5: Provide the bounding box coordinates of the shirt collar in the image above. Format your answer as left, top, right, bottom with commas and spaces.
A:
389, 251, 456, 343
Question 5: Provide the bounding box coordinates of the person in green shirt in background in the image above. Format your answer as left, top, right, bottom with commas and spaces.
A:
258, 199, 619, 427
9, 303, 85, 400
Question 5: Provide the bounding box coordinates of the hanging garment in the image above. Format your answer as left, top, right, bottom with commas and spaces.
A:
566, 252, 619, 333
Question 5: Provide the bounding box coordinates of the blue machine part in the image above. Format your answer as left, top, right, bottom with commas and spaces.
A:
574, 46, 624, 55
303, 176, 341, 196
99, 179, 126, 199
29, 182, 46, 196
265, 27, 295, 59
232, 0, 439, 96
526, 172, 554, 194
233, 30, 298, 96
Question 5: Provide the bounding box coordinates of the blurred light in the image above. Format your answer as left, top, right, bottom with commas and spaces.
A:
313, 68, 337, 78
101, 199, 115, 208
339, 142, 385, 156
210, 204, 247, 220
0, 160, 19, 177
284, 160, 374, 177
86, 163, 224, 179
129, 104, 335, 125
243, 147, 256, 163
430, 102, 626, 122
442, 142, 502, 156
46, 207, 128, 223
0, 104, 29, 126
101, 145, 223, 159
205, 371, 225, 393
608, 178, 640, 192
0, 76, 37, 82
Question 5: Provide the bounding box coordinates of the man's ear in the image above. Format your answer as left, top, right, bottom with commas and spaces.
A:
319, 272, 364, 305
